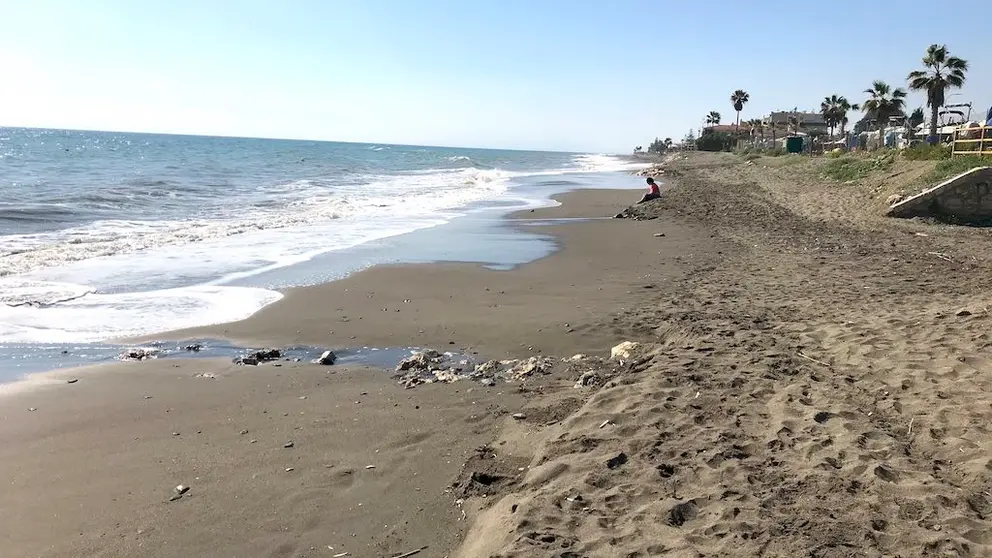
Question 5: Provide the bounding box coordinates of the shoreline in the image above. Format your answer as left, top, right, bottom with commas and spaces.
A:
7, 151, 992, 556
145, 187, 691, 360
0, 182, 712, 558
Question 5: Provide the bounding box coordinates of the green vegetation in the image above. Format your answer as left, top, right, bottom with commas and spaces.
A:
696, 130, 734, 152
823, 152, 895, 181
923, 156, 989, 184
907, 44, 968, 144
901, 143, 951, 160
705, 111, 721, 126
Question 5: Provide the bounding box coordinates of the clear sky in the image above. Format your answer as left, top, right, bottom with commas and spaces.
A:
0, 0, 989, 153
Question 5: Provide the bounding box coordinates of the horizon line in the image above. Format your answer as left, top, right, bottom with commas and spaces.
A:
0, 124, 595, 155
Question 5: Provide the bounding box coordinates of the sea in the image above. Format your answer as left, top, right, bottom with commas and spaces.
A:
0, 128, 648, 378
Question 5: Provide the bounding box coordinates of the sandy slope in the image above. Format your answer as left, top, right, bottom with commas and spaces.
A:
454, 152, 992, 557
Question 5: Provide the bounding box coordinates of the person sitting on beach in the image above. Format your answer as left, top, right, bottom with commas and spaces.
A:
637, 177, 661, 203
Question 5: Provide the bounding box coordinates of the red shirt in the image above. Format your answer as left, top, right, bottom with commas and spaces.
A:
649, 183, 660, 195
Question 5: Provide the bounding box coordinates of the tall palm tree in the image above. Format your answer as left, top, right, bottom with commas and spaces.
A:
730, 90, 750, 133
706, 111, 722, 126
820, 96, 841, 138
837, 97, 854, 137
907, 44, 968, 144
861, 81, 907, 149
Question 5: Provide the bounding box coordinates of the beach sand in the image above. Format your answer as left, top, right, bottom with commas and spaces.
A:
0, 187, 716, 558
5, 154, 992, 557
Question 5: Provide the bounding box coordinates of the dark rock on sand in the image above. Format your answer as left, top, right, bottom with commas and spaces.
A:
606, 452, 628, 469
233, 348, 281, 366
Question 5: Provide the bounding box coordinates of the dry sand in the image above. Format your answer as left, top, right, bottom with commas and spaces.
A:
456, 153, 992, 557
5, 154, 992, 558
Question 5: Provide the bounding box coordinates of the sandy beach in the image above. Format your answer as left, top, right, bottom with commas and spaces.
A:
4, 153, 992, 557
1, 186, 716, 558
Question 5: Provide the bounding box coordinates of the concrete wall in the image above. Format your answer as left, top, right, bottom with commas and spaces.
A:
887, 167, 992, 221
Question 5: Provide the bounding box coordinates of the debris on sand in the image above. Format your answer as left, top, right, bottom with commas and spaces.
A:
395, 350, 558, 389
233, 348, 281, 366
118, 347, 160, 361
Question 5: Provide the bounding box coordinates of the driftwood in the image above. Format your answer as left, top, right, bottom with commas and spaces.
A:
390, 547, 428, 558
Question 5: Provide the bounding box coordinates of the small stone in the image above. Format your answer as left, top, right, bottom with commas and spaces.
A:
313, 350, 337, 365
240, 429, 248, 435
511, 413, 526, 420
365, 465, 376, 469
174, 484, 189, 495
610, 341, 640, 361
653, 232, 666, 237
955, 308, 972, 317
285, 467, 294, 472
27, 407, 37, 412
172, 432, 180, 436
66, 378, 78, 384
299, 396, 307, 400
284, 441, 294, 448
250, 439, 257, 444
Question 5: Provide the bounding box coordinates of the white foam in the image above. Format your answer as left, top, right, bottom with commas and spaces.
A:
0, 285, 283, 344
0, 153, 638, 344
572, 154, 652, 173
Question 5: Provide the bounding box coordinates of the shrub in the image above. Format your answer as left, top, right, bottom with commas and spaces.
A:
922, 156, 990, 184
823, 152, 895, 181
902, 144, 952, 161
696, 131, 735, 152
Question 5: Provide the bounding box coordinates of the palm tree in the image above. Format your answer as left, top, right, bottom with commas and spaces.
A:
837, 97, 855, 137
907, 44, 968, 144
820, 96, 841, 138
663, 137, 673, 149
861, 81, 907, 149
730, 89, 750, 133
706, 111, 721, 126
907, 107, 925, 141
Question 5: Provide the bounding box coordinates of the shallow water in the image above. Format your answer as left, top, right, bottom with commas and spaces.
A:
0, 129, 651, 380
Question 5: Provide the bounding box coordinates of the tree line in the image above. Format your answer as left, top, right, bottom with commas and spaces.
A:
644, 44, 969, 152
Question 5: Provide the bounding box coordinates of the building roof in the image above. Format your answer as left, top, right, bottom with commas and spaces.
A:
766, 111, 827, 126
703, 124, 746, 134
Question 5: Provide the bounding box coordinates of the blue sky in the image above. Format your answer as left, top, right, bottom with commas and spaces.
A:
0, 0, 989, 153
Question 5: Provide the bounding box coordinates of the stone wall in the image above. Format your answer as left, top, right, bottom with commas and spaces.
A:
887, 167, 992, 222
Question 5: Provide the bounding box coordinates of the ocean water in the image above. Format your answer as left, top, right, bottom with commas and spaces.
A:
0, 128, 646, 355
